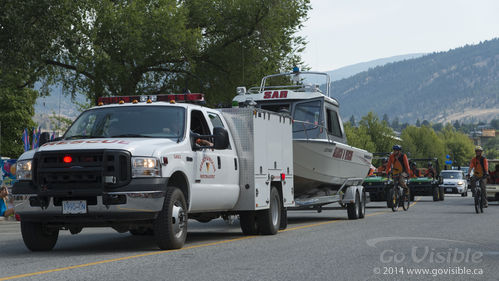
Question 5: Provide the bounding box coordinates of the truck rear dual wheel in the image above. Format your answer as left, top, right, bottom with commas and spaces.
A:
258, 187, 282, 235
154, 186, 188, 250
240, 187, 283, 235
239, 212, 259, 235
21, 221, 59, 251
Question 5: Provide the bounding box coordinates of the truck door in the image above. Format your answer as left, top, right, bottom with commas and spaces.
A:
189, 110, 239, 211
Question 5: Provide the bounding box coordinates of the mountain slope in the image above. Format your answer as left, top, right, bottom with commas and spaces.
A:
331, 39, 499, 124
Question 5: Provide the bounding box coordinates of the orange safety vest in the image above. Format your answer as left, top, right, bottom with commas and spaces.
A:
469, 156, 488, 177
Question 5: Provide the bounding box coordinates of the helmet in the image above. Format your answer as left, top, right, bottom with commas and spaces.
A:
382, 157, 388, 163
475, 146, 483, 151
427, 162, 433, 166
392, 144, 402, 151
411, 162, 417, 167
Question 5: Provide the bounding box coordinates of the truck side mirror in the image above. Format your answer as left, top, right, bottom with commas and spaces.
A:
213, 127, 229, 150
39, 132, 51, 146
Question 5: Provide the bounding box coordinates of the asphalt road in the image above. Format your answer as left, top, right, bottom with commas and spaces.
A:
1, 194, 499, 281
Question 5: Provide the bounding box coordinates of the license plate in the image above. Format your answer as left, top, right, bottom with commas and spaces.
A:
446, 188, 453, 192
62, 200, 87, 214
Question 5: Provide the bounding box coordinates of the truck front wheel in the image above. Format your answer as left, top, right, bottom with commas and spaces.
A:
257, 186, 282, 235
21, 221, 59, 251
154, 186, 187, 250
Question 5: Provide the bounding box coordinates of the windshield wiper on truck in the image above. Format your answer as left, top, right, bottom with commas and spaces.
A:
64, 135, 106, 140
109, 134, 154, 138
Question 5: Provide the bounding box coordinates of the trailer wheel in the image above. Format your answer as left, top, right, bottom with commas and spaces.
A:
239, 212, 259, 235
154, 186, 187, 250
347, 192, 360, 220
432, 187, 440, 201
359, 191, 366, 219
258, 186, 281, 235
21, 221, 59, 251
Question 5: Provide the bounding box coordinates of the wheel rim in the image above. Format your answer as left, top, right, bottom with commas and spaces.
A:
172, 200, 186, 238
271, 193, 279, 226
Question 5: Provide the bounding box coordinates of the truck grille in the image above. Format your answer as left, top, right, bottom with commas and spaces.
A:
33, 150, 131, 190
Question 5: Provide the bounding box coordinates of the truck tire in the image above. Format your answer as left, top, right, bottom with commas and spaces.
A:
359, 191, 366, 219
154, 186, 187, 250
439, 187, 445, 201
239, 212, 259, 235
21, 221, 59, 251
257, 186, 281, 235
347, 192, 360, 220
432, 187, 439, 201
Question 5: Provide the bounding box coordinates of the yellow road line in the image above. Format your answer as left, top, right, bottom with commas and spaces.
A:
0, 236, 255, 281
0, 202, 408, 281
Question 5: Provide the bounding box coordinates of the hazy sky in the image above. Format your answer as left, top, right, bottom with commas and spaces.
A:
299, 0, 499, 71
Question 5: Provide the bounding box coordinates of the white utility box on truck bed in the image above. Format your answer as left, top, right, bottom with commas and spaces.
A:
13, 94, 293, 251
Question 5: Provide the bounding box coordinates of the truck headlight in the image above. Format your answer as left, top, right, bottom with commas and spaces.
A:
132, 157, 160, 178
457, 181, 464, 185
16, 160, 33, 180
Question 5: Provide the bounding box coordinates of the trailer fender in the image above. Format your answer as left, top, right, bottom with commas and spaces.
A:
342, 185, 364, 203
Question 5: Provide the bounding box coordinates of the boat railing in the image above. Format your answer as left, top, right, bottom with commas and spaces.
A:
247, 84, 324, 94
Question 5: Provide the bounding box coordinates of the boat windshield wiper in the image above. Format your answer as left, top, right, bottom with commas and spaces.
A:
64, 135, 105, 140
109, 134, 155, 138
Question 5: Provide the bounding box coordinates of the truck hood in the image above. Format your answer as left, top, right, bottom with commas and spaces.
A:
442, 179, 465, 184
18, 138, 180, 160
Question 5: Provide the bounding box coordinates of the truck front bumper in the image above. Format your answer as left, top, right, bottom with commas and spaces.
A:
13, 178, 168, 223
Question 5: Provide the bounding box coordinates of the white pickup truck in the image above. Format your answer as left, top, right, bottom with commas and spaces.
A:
13, 93, 294, 251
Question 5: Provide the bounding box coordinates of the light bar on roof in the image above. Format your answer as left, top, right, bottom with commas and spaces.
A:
97, 93, 205, 105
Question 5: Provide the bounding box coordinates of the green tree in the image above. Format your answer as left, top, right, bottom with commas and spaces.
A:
0, 87, 37, 157
2, 0, 311, 105
439, 124, 475, 167
358, 112, 396, 153
343, 123, 376, 152
401, 125, 446, 161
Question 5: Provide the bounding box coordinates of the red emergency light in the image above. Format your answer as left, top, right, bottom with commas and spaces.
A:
63, 155, 73, 163
97, 93, 205, 105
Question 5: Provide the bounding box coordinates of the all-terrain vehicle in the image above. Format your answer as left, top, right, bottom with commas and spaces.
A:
407, 158, 443, 201
363, 153, 392, 207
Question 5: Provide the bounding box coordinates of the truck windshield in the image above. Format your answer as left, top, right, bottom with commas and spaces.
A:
64, 106, 185, 139
440, 171, 463, 179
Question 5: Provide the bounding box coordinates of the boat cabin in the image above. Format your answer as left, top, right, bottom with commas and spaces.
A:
233, 71, 347, 144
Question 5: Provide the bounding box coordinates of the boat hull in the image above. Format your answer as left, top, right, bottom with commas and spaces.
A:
293, 139, 372, 197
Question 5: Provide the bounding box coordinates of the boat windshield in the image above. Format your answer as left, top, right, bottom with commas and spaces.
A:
440, 171, 463, 179
292, 100, 325, 139
64, 106, 185, 140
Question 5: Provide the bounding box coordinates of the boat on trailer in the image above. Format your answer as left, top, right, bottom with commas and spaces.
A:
232, 69, 373, 205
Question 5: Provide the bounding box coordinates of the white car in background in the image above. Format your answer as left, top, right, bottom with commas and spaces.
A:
440, 170, 468, 197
